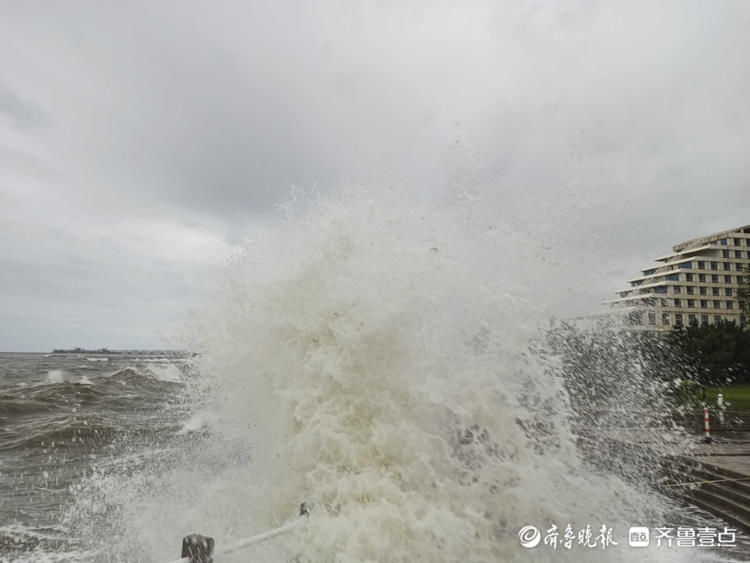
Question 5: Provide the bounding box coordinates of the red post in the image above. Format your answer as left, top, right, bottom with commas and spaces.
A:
704, 406, 712, 443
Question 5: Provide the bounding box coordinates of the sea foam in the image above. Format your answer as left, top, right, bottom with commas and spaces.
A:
70, 188, 694, 562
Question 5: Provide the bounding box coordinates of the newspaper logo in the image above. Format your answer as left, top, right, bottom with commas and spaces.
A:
629, 527, 650, 547
518, 526, 541, 548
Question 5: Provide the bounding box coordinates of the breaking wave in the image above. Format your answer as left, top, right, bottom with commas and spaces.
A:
65, 188, 700, 561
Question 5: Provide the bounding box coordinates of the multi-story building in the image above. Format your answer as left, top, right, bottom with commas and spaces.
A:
607, 225, 750, 329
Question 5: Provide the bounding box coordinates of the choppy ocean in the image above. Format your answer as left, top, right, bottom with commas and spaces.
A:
3, 350, 750, 563
0, 352, 195, 561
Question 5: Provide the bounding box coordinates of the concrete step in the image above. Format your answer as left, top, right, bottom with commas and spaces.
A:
700, 459, 750, 481
687, 492, 750, 533
690, 487, 750, 523
702, 482, 750, 509
690, 467, 750, 497
594, 436, 750, 533
660, 455, 750, 533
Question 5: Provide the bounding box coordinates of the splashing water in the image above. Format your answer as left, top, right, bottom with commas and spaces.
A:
65, 189, 711, 562
46, 369, 67, 384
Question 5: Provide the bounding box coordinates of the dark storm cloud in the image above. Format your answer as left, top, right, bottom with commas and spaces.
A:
1, 0, 749, 349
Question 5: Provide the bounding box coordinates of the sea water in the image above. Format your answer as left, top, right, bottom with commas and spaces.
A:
2, 188, 747, 562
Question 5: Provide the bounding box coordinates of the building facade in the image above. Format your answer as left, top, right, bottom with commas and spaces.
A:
607, 225, 750, 329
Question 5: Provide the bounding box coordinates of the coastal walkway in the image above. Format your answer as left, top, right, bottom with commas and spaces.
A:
678, 441, 750, 531
604, 425, 750, 532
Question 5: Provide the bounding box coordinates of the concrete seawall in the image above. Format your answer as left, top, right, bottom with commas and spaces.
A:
672, 442, 750, 531
605, 424, 750, 533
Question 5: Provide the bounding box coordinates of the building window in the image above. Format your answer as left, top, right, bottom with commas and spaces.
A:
674, 298, 682, 307
720, 238, 728, 245
727, 301, 734, 310
673, 286, 681, 294
662, 312, 670, 325
711, 262, 718, 270
712, 288, 720, 296
712, 274, 719, 283
715, 315, 722, 323
726, 288, 733, 296
723, 249, 730, 258
736, 250, 743, 258
680, 262, 693, 270
688, 314, 697, 325
701, 314, 709, 326
737, 263, 743, 271
666, 274, 679, 281
739, 276, 745, 285
699, 274, 706, 282
686, 286, 694, 295
655, 286, 667, 293
698, 261, 705, 269
700, 287, 707, 295
675, 313, 683, 327
747, 250, 750, 259
724, 262, 731, 271
644, 268, 655, 276
701, 300, 708, 308
735, 238, 741, 246
648, 311, 656, 325
686, 273, 694, 281
687, 299, 695, 308
725, 275, 733, 283
714, 300, 721, 308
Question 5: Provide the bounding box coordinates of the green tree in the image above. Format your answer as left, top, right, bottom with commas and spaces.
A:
666, 320, 750, 385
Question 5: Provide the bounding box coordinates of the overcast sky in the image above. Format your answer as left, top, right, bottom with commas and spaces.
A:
1, 1, 749, 351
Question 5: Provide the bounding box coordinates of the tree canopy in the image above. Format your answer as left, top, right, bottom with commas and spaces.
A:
665, 320, 750, 385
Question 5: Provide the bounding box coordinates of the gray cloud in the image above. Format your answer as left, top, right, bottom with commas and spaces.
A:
1, 0, 749, 350
0, 83, 50, 129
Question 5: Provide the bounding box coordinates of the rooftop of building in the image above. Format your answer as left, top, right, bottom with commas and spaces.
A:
673, 224, 750, 253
